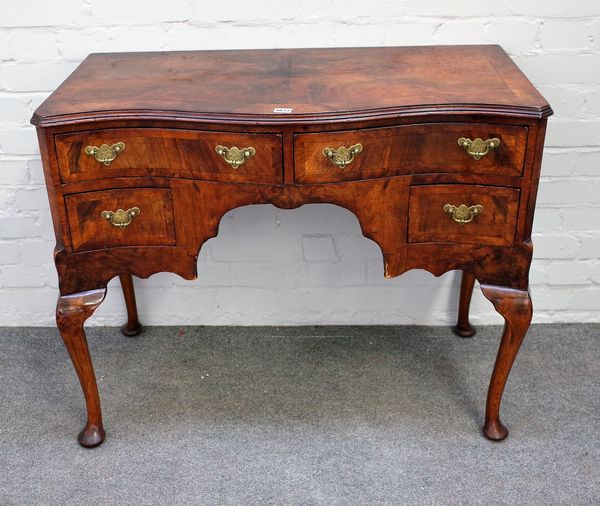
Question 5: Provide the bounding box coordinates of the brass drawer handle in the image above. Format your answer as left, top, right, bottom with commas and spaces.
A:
101, 207, 140, 229
322, 143, 363, 169
457, 137, 500, 160
215, 145, 256, 168
443, 204, 483, 224
85, 142, 126, 166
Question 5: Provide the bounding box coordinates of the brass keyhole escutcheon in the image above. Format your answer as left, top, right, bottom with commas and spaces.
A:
215, 145, 256, 169
443, 203, 483, 224
101, 207, 140, 229
322, 143, 363, 169
85, 142, 126, 166
457, 137, 500, 160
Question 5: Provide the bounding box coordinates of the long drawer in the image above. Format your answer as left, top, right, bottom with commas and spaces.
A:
56, 128, 283, 184
294, 123, 528, 183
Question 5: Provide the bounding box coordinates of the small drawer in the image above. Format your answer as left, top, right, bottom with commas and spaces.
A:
294, 123, 528, 183
56, 128, 283, 184
407, 184, 520, 247
65, 188, 176, 252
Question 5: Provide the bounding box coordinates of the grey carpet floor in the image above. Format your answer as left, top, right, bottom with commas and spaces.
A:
0, 324, 598, 505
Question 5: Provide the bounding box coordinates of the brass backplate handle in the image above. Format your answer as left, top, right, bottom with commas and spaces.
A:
215, 145, 256, 169
443, 203, 483, 224
101, 207, 140, 229
457, 137, 500, 160
85, 142, 126, 166
322, 143, 363, 169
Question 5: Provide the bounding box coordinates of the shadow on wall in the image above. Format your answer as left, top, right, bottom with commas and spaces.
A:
91, 203, 469, 326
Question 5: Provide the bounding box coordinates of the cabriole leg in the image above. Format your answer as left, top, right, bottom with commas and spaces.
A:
480, 284, 533, 441
119, 273, 143, 337
56, 288, 107, 447
454, 270, 477, 337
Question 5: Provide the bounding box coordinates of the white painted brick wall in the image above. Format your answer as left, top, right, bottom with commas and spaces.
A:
0, 1, 599, 326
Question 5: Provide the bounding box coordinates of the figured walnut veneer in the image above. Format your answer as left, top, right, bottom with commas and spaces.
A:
32, 45, 551, 447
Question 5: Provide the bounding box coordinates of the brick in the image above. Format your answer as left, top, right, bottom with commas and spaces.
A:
7, 30, 59, 62
545, 120, 600, 148
563, 208, 600, 232
570, 289, 600, 310
488, 19, 539, 54
541, 19, 593, 51
532, 234, 579, 259
530, 286, 572, 311
89, 0, 192, 24
500, 0, 600, 17
45, 264, 59, 289
0, 289, 56, 325
39, 213, 56, 241
167, 24, 226, 51
536, 179, 593, 205
14, 188, 50, 210
531, 208, 562, 233
0, 0, 83, 27
586, 90, 600, 115
0, 94, 32, 123
330, 24, 387, 48
211, 236, 301, 262
540, 151, 575, 177
301, 235, 339, 262
59, 28, 111, 61
0, 161, 29, 184
0, 217, 38, 238
576, 236, 600, 259
528, 261, 549, 285
0, 128, 39, 155
233, 262, 292, 288
435, 21, 489, 45
20, 241, 53, 264
194, 262, 234, 287
292, 260, 366, 287
513, 55, 600, 85
592, 264, 600, 283
547, 261, 593, 285
193, 1, 300, 22
536, 85, 585, 118
405, 0, 497, 16
335, 235, 381, 260
382, 22, 438, 47
109, 26, 168, 53
0, 32, 9, 61
28, 93, 47, 113
0, 243, 20, 265
545, 149, 600, 177
573, 151, 600, 177
27, 159, 45, 185
0, 265, 46, 287
274, 23, 336, 49
0, 63, 78, 92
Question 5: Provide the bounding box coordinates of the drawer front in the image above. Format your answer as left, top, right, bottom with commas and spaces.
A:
56, 128, 283, 184
294, 123, 527, 183
65, 188, 176, 252
408, 184, 520, 246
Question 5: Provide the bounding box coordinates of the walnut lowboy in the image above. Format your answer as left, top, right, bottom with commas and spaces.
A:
32, 46, 552, 447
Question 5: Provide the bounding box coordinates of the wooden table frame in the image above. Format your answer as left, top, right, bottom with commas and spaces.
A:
32, 46, 552, 447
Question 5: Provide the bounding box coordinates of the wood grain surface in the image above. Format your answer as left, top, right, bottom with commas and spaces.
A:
33, 45, 552, 446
